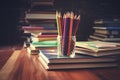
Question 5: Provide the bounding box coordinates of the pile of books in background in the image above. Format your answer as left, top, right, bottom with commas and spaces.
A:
38, 40, 120, 70
22, 26, 58, 54
88, 18, 120, 42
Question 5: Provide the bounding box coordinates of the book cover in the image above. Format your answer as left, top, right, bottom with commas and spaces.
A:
75, 47, 120, 57
76, 41, 120, 52
39, 49, 118, 64
94, 18, 120, 24
27, 44, 57, 55
93, 26, 120, 30
93, 33, 120, 38
38, 50, 118, 70
37, 34, 57, 38
32, 40, 57, 45
89, 35, 120, 42
25, 11, 56, 20
31, 37, 57, 42
94, 28, 120, 35
75, 41, 120, 56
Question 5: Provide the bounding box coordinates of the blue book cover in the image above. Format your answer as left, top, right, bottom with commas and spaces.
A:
93, 27, 120, 30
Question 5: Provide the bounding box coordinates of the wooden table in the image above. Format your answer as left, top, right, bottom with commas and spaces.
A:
0, 48, 120, 80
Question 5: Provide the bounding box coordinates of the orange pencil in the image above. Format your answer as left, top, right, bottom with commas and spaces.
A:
68, 12, 74, 55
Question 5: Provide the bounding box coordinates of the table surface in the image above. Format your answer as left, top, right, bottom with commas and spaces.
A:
0, 48, 120, 80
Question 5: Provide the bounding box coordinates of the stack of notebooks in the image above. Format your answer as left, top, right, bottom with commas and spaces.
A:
38, 41, 120, 70
22, 26, 58, 54
89, 19, 120, 42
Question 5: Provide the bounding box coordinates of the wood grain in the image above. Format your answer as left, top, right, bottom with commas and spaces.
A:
0, 50, 21, 80
0, 48, 120, 80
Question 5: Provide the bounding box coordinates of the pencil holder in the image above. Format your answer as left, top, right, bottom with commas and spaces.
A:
57, 35, 76, 57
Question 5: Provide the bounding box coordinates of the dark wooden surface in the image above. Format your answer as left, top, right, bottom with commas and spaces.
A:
0, 47, 120, 80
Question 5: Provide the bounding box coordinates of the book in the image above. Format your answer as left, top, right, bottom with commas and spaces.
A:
93, 26, 120, 30
94, 19, 120, 27
24, 29, 58, 34
75, 47, 120, 57
22, 26, 57, 30
22, 26, 44, 30
39, 57, 118, 70
93, 28, 120, 35
25, 11, 56, 20
75, 41, 120, 56
93, 33, 120, 38
32, 40, 57, 45
27, 44, 57, 54
38, 50, 118, 70
31, 37, 57, 42
39, 49, 118, 64
37, 34, 57, 38
94, 19, 120, 24
89, 35, 120, 42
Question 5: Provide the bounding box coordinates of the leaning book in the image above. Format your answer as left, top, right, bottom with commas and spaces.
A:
38, 49, 118, 70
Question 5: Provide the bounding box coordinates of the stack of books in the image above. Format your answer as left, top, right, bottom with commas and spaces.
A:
89, 19, 120, 42
22, 26, 58, 54
75, 41, 120, 57
21, 0, 57, 50
38, 41, 120, 70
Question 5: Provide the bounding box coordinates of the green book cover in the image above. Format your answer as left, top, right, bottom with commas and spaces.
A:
32, 41, 57, 45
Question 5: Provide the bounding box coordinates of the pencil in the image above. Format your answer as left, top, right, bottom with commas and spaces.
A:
56, 11, 60, 36
62, 12, 71, 55
74, 15, 80, 35
68, 12, 74, 55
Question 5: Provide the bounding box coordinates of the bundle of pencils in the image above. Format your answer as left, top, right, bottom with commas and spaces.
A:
56, 11, 80, 56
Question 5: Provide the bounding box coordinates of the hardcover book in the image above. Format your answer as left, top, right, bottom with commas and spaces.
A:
89, 35, 120, 42
93, 33, 120, 38
38, 49, 118, 70
75, 41, 120, 56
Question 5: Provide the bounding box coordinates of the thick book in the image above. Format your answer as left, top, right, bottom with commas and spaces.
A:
75, 41, 120, 56
39, 57, 118, 70
39, 49, 118, 64
38, 50, 118, 70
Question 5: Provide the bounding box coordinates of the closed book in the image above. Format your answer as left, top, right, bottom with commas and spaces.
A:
31, 37, 57, 42
94, 29, 120, 35
39, 49, 118, 64
38, 50, 118, 70
22, 26, 44, 30
37, 34, 57, 38
27, 44, 57, 54
25, 11, 56, 20
93, 26, 120, 30
32, 41, 57, 45
94, 19, 120, 27
94, 18, 120, 23
89, 35, 120, 42
75, 41, 120, 56
93, 33, 120, 38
